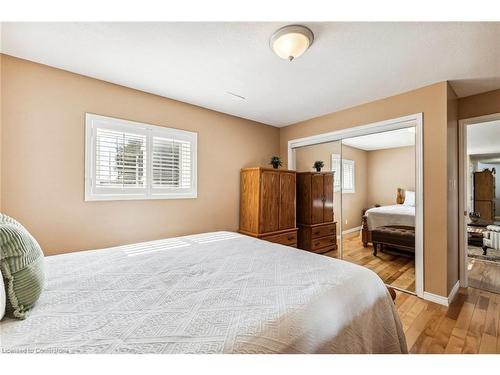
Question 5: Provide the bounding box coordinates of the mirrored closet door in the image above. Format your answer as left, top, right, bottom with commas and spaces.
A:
340, 127, 416, 293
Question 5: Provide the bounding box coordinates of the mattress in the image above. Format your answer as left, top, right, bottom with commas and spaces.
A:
0, 231, 407, 354
365, 204, 415, 231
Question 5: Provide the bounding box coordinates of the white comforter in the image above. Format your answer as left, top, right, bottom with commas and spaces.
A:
0, 232, 407, 354
365, 204, 415, 230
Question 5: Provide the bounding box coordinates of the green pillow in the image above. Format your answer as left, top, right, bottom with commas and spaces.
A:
0, 214, 45, 319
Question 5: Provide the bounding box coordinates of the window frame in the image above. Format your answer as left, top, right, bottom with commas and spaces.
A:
331, 153, 356, 194
85, 113, 197, 201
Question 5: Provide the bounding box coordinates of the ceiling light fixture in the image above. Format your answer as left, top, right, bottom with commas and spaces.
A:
270, 25, 314, 61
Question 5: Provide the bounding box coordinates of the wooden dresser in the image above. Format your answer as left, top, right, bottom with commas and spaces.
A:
296, 172, 337, 253
239, 167, 297, 247
473, 170, 496, 221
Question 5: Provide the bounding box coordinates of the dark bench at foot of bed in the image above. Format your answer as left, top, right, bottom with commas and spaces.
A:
371, 225, 415, 256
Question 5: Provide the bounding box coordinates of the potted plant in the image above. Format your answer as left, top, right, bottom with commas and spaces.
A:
313, 161, 324, 172
269, 156, 282, 169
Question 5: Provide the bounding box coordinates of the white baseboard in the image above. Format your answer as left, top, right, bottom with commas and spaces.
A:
342, 226, 362, 235
423, 280, 460, 306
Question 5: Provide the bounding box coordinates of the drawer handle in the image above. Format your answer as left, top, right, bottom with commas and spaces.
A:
287, 236, 294, 241
314, 242, 321, 246
313, 231, 320, 235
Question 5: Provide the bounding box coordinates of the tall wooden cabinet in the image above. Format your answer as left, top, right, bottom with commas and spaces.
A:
296, 172, 337, 253
239, 167, 298, 247
474, 170, 496, 221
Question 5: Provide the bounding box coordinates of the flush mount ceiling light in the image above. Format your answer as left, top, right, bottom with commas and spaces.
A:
270, 25, 314, 61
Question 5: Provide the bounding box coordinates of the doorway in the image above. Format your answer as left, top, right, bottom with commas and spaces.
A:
289, 113, 423, 298
459, 113, 500, 294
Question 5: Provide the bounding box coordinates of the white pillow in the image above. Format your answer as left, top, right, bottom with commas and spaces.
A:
0, 268, 5, 320
403, 191, 415, 206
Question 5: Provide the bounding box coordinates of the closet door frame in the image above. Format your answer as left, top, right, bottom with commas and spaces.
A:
287, 113, 424, 300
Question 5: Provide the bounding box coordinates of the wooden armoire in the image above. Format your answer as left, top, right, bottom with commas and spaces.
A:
239, 167, 298, 247
296, 172, 337, 253
473, 170, 496, 221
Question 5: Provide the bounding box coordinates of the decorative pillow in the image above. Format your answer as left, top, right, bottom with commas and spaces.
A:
0, 267, 5, 320
403, 191, 415, 206
0, 214, 45, 319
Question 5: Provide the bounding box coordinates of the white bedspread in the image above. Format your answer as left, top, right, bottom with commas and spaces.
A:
365, 204, 415, 230
0, 232, 407, 354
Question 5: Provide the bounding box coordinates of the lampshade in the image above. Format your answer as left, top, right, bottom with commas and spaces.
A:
270, 25, 314, 61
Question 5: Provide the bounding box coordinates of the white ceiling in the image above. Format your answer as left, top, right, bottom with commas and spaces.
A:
1, 22, 499, 127
342, 127, 415, 151
467, 120, 500, 155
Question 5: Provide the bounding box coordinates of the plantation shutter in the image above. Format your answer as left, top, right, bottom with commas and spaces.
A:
152, 136, 193, 190
331, 154, 341, 192
342, 159, 355, 193
95, 128, 147, 189
330, 154, 355, 193
86, 113, 197, 200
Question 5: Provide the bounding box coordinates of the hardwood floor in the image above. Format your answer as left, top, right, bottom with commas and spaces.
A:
394, 287, 500, 353
321, 232, 500, 353
324, 232, 415, 293
468, 258, 500, 294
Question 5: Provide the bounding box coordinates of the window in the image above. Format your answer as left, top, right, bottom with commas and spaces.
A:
85, 114, 197, 201
331, 154, 355, 193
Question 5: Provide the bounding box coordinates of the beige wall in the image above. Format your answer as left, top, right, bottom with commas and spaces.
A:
295, 143, 368, 231
458, 89, 500, 120
0, 55, 280, 255
366, 146, 415, 207
280, 82, 450, 297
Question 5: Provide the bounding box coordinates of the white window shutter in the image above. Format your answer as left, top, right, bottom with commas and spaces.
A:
330, 153, 355, 194
95, 128, 147, 189
85, 114, 197, 201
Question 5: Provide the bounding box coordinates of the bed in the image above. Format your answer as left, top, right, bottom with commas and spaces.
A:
361, 189, 415, 247
0, 231, 407, 354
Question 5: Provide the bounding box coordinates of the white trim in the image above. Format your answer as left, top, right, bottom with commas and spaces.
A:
85, 113, 198, 201
287, 113, 419, 166
288, 113, 424, 298
423, 280, 460, 306
458, 112, 500, 288
342, 226, 362, 235
423, 292, 448, 306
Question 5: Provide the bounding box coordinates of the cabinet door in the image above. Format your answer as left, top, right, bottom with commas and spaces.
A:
260, 171, 280, 233
475, 200, 493, 221
279, 172, 296, 230
323, 173, 334, 222
311, 174, 324, 224
474, 171, 494, 200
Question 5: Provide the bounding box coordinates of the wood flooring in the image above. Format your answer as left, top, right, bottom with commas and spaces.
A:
323, 232, 415, 293
468, 258, 500, 294
394, 287, 500, 353
320, 232, 500, 353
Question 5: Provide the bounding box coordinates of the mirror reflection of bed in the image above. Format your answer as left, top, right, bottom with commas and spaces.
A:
348, 190, 415, 292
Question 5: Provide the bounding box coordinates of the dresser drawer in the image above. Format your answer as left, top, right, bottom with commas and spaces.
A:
311, 224, 336, 239
311, 235, 336, 252
261, 230, 297, 246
